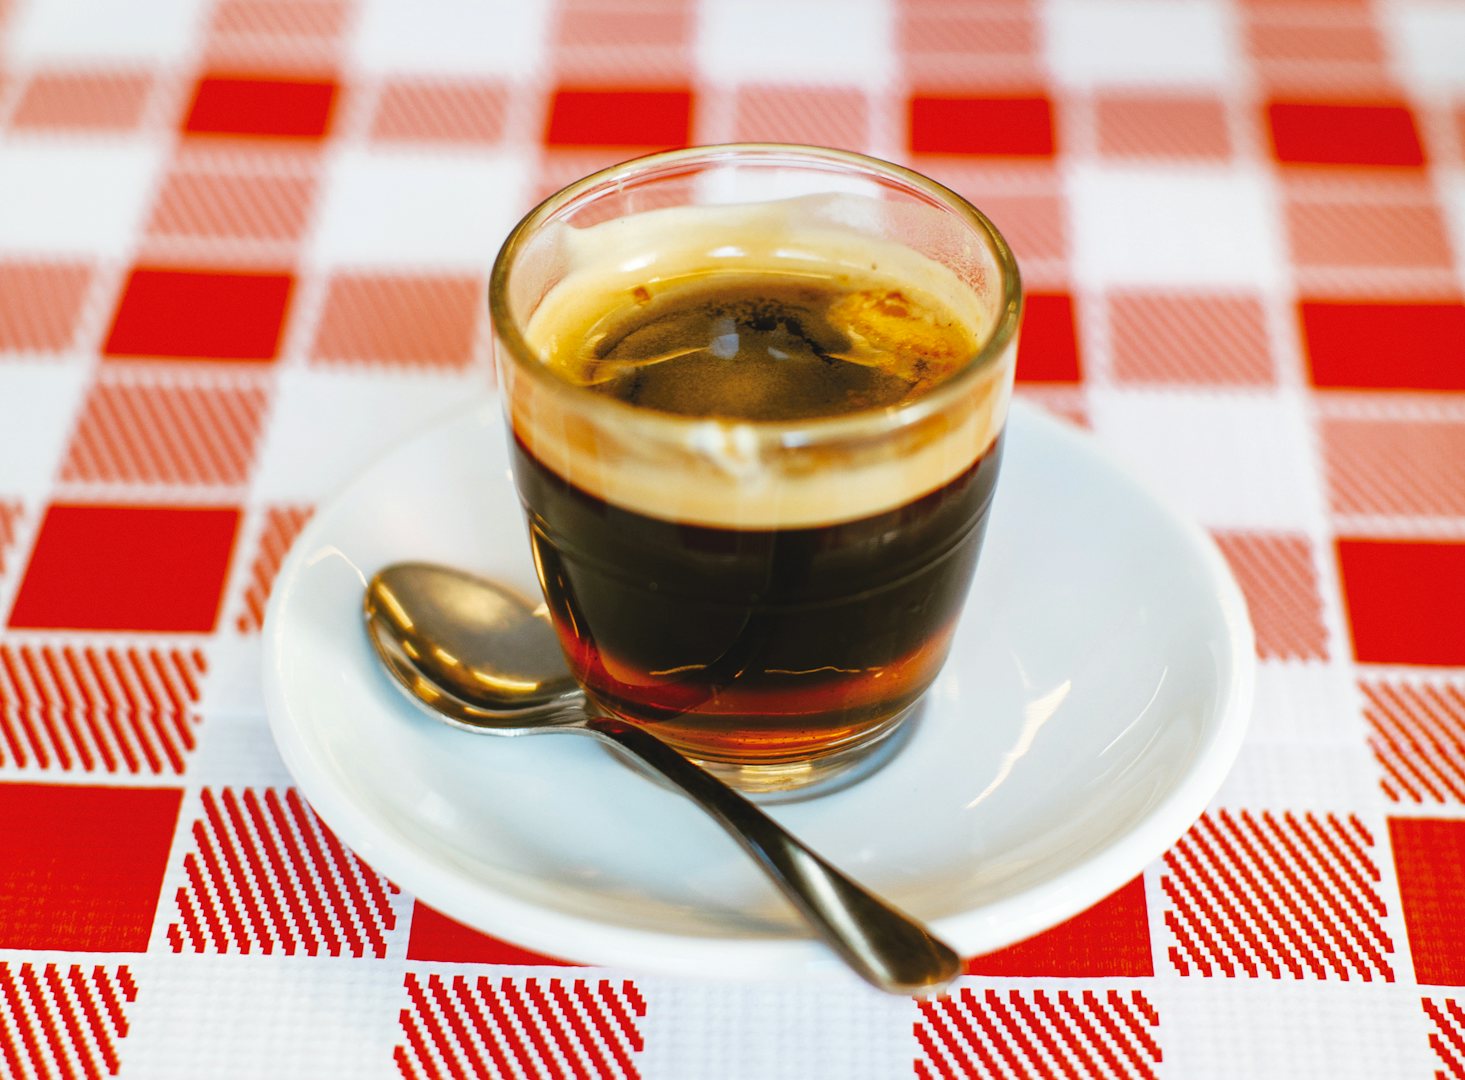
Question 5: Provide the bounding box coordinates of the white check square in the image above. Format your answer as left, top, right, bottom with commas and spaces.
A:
352, 0, 549, 78
1047, 0, 1235, 87
253, 368, 488, 502
0, 366, 89, 498
697, 0, 892, 85
0, 139, 163, 259
1087, 388, 1324, 530
309, 149, 529, 269
8, 0, 207, 63
1070, 164, 1281, 288
1151, 984, 1435, 1079
1391, 5, 1465, 89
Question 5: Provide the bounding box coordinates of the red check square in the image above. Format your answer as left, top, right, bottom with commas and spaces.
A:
0, 261, 93, 353
1016, 291, 1081, 382
1267, 101, 1425, 167
1364, 679, 1465, 805
972, 192, 1066, 267
406, 901, 574, 966
11, 70, 152, 131
733, 85, 870, 151
207, 0, 351, 44
104, 267, 293, 362
1163, 810, 1392, 979
552, 4, 693, 81
1111, 291, 1273, 386
184, 75, 337, 139
899, 7, 1040, 69
909, 95, 1055, 157
369, 79, 509, 144
1299, 302, 1465, 391
1390, 817, 1465, 985
1337, 539, 1465, 666
1096, 93, 1231, 161
146, 169, 317, 244
554, 4, 691, 53
545, 87, 692, 149
9, 504, 240, 633
1321, 417, 1465, 518
904, 161, 1067, 269
60, 376, 271, 488
1214, 532, 1329, 661
0, 500, 22, 577
0, 783, 181, 951
965, 877, 1152, 977
310, 272, 480, 368
1247, 19, 1385, 67
1284, 189, 1453, 273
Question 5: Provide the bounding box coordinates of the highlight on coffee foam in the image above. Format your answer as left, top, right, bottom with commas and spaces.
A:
502, 195, 1016, 530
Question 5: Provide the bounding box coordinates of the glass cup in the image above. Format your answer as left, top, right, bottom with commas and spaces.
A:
490, 144, 1021, 796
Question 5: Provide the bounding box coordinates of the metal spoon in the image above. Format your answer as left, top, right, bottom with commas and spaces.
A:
364, 561, 961, 995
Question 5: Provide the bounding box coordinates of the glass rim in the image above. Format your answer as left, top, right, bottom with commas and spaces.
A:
488, 142, 1023, 444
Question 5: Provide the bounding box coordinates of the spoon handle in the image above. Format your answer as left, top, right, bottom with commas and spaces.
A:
582, 715, 961, 995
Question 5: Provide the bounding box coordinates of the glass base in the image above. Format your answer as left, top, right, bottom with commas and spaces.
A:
602, 700, 924, 804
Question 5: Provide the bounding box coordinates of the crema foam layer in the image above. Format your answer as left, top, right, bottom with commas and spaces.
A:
508, 197, 1015, 530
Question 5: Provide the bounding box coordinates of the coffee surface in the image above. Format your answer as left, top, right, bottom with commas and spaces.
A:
508, 199, 1014, 530
546, 269, 977, 421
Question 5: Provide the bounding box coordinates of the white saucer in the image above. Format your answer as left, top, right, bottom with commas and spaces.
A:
263, 399, 1254, 982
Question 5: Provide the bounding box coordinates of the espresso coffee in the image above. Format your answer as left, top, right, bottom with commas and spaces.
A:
554, 272, 975, 420
506, 202, 1011, 771
513, 430, 1001, 765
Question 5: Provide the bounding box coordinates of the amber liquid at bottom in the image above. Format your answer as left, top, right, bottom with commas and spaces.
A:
512, 436, 1004, 766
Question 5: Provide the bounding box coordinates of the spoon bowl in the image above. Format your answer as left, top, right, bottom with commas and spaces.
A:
366, 562, 581, 731
364, 560, 961, 995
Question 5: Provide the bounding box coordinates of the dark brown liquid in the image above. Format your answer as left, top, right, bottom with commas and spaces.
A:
514, 437, 1001, 763
515, 269, 1000, 764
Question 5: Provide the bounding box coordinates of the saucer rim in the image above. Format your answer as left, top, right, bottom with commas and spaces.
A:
262, 398, 1255, 980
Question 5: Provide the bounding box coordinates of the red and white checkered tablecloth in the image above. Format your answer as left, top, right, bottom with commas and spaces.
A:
1, 0, 1463, 1076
